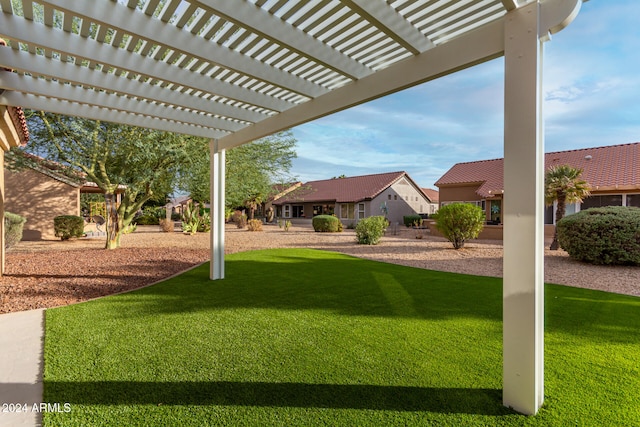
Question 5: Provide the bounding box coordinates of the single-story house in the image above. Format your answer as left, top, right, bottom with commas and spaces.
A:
435, 142, 640, 226
260, 181, 303, 218
5, 151, 124, 240
273, 171, 437, 226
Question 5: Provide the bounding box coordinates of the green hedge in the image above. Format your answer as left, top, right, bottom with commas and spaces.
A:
135, 214, 160, 225
54, 215, 85, 241
355, 216, 388, 245
5, 211, 26, 249
312, 215, 343, 232
557, 206, 640, 265
403, 214, 422, 227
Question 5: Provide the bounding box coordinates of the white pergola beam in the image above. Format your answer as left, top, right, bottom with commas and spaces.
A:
502, 0, 581, 414
0, 92, 222, 139
340, 0, 435, 54
0, 48, 270, 124
40, 0, 326, 99
0, 73, 244, 132
501, 0, 521, 11
0, 13, 295, 113
210, 140, 225, 280
192, 0, 372, 80
502, 1, 545, 415
217, 19, 504, 150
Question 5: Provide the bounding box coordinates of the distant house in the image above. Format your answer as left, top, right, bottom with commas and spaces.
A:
422, 188, 439, 206
435, 142, 640, 225
5, 151, 124, 240
5, 152, 84, 240
273, 171, 437, 226
262, 182, 302, 218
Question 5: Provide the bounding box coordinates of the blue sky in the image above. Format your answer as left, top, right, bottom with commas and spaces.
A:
289, 0, 640, 189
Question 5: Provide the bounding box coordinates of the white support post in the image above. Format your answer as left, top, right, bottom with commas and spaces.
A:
210, 139, 225, 280
503, 2, 545, 415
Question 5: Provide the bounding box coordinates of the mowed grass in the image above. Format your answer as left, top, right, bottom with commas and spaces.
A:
43, 249, 640, 426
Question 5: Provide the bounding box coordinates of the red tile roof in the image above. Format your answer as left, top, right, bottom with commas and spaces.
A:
435, 142, 640, 198
276, 171, 411, 204
7, 106, 29, 146
421, 188, 439, 203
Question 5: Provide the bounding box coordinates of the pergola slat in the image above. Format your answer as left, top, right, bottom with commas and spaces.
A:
0, 72, 246, 132
0, 92, 224, 139
41, 0, 327, 98
0, 13, 296, 113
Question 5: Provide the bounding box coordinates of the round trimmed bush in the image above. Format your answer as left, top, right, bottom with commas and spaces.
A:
5, 211, 26, 249
557, 206, 640, 265
312, 215, 342, 232
355, 215, 388, 245
433, 203, 484, 249
54, 215, 85, 240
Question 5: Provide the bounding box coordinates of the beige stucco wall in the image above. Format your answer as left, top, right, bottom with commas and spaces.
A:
373, 177, 437, 224
437, 184, 483, 203
5, 168, 80, 240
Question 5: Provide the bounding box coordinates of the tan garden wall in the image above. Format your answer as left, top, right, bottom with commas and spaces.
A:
5, 168, 80, 240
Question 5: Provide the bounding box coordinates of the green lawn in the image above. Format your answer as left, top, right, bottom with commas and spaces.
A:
43, 249, 640, 426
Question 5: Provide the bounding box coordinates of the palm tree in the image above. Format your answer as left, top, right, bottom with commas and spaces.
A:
545, 164, 591, 250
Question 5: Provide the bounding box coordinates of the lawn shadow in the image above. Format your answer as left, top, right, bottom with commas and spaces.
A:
41, 381, 515, 416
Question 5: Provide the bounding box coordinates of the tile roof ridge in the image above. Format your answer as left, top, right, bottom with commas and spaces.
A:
303, 171, 405, 184
547, 142, 640, 156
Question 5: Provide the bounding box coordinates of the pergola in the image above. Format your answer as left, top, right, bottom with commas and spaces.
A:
0, 0, 583, 415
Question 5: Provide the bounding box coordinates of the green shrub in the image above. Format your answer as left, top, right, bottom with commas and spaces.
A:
135, 214, 160, 225
557, 206, 640, 265
247, 219, 263, 231
54, 215, 85, 241
312, 215, 343, 232
355, 216, 388, 245
403, 214, 422, 227
198, 211, 211, 232
5, 211, 26, 249
236, 214, 247, 229
433, 203, 484, 249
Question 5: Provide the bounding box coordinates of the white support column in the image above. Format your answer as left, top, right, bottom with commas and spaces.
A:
503, 2, 545, 415
210, 139, 225, 280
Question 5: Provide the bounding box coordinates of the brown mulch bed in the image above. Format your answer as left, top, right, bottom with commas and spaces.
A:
0, 247, 209, 314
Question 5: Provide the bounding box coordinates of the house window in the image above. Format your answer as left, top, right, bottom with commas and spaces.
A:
581, 195, 622, 210
388, 194, 391, 200
394, 195, 397, 200
283, 205, 291, 218
340, 203, 355, 219
490, 200, 501, 224
627, 194, 640, 207
292, 205, 304, 218
358, 203, 365, 219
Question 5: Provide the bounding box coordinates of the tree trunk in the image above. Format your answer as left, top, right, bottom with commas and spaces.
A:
550, 194, 566, 251
105, 193, 121, 249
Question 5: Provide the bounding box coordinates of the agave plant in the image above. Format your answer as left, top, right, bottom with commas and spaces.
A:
181, 201, 201, 235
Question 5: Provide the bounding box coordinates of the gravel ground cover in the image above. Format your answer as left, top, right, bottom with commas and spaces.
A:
1, 223, 638, 314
